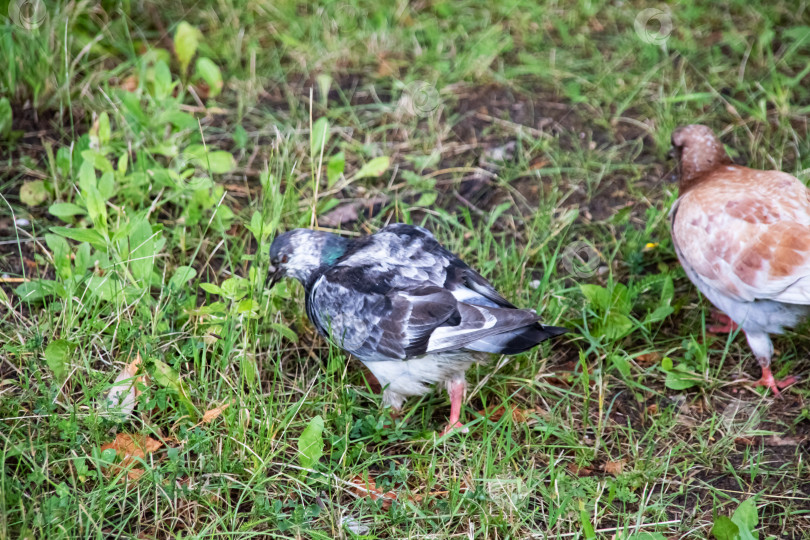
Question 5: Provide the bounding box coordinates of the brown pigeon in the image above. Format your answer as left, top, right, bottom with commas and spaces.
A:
669, 124, 808, 394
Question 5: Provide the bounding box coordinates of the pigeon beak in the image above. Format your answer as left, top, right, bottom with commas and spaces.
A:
266, 265, 281, 289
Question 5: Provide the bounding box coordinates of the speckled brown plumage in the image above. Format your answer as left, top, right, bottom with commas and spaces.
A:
670, 124, 810, 394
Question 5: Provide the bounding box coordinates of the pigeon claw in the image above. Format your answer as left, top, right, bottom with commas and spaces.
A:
440, 421, 468, 436
754, 366, 799, 396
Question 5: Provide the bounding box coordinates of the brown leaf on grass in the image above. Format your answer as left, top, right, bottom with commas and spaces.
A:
735, 435, 807, 447
567, 463, 595, 477
319, 196, 389, 228
604, 459, 626, 477
347, 474, 461, 509
100, 433, 162, 480
347, 475, 399, 509
476, 404, 534, 423
120, 75, 139, 92
201, 402, 231, 424
635, 352, 661, 367
104, 353, 148, 417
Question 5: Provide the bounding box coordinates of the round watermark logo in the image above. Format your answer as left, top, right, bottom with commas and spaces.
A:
331, 3, 360, 36
634, 7, 672, 46
9, 0, 46, 29
719, 398, 761, 434
561, 240, 601, 278
400, 80, 441, 117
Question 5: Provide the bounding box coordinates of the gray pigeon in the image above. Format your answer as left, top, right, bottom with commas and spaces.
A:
267, 223, 567, 434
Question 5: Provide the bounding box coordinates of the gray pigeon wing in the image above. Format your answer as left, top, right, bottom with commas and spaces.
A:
308, 274, 459, 361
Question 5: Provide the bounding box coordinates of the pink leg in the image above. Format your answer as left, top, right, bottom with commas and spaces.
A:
440, 378, 469, 436
707, 310, 739, 334
754, 364, 799, 396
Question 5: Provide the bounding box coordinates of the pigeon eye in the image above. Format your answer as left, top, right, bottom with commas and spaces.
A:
281, 255, 289, 264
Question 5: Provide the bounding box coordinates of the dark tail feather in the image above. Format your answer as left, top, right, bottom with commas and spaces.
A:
464, 323, 568, 355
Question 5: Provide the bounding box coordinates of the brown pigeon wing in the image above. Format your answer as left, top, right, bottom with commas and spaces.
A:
673, 166, 810, 304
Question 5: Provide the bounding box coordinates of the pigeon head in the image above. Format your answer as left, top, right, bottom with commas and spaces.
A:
267, 229, 350, 286
670, 124, 732, 192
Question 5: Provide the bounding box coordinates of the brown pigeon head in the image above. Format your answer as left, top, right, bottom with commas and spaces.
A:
670, 124, 732, 193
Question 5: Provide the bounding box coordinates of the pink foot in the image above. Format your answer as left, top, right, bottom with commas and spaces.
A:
754, 366, 799, 396
707, 310, 739, 334
440, 377, 469, 436
440, 420, 469, 436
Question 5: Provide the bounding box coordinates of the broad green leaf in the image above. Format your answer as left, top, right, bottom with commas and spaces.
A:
86, 275, 121, 303
194, 57, 223, 97
645, 305, 674, 324
50, 226, 106, 247
200, 282, 223, 295
665, 365, 700, 390
298, 415, 325, 470
732, 499, 758, 530
599, 312, 634, 341
15, 279, 62, 302
220, 277, 248, 300
98, 171, 115, 201
75, 243, 92, 271
270, 323, 299, 343
310, 117, 330, 159
117, 152, 128, 175
732, 499, 758, 540
611, 283, 632, 314
245, 211, 264, 241
45, 234, 71, 280
580, 284, 610, 312
326, 151, 345, 187
352, 156, 390, 180
184, 145, 236, 174
153, 359, 181, 393
129, 219, 156, 282
20, 181, 48, 206
236, 299, 260, 314
174, 22, 201, 74
711, 516, 740, 540
169, 266, 197, 289
153, 60, 173, 100
97, 112, 111, 146
81, 149, 114, 174
44, 340, 71, 381
416, 191, 437, 207
49, 203, 87, 221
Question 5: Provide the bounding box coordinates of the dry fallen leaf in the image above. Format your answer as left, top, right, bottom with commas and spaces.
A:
319, 196, 389, 228
120, 75, 139, 92
100, 433, 162, 480
635, 352, 661, 367
735, 435, 806, 447
347, 475, 399, 509
604, 459, 626, 477
476, 404, 533, 423
104, 353, 148, 418
201, 402, 231, 424
567, 463, 595, 477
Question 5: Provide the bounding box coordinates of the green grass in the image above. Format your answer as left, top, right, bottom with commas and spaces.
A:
1, 0, 810, 538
